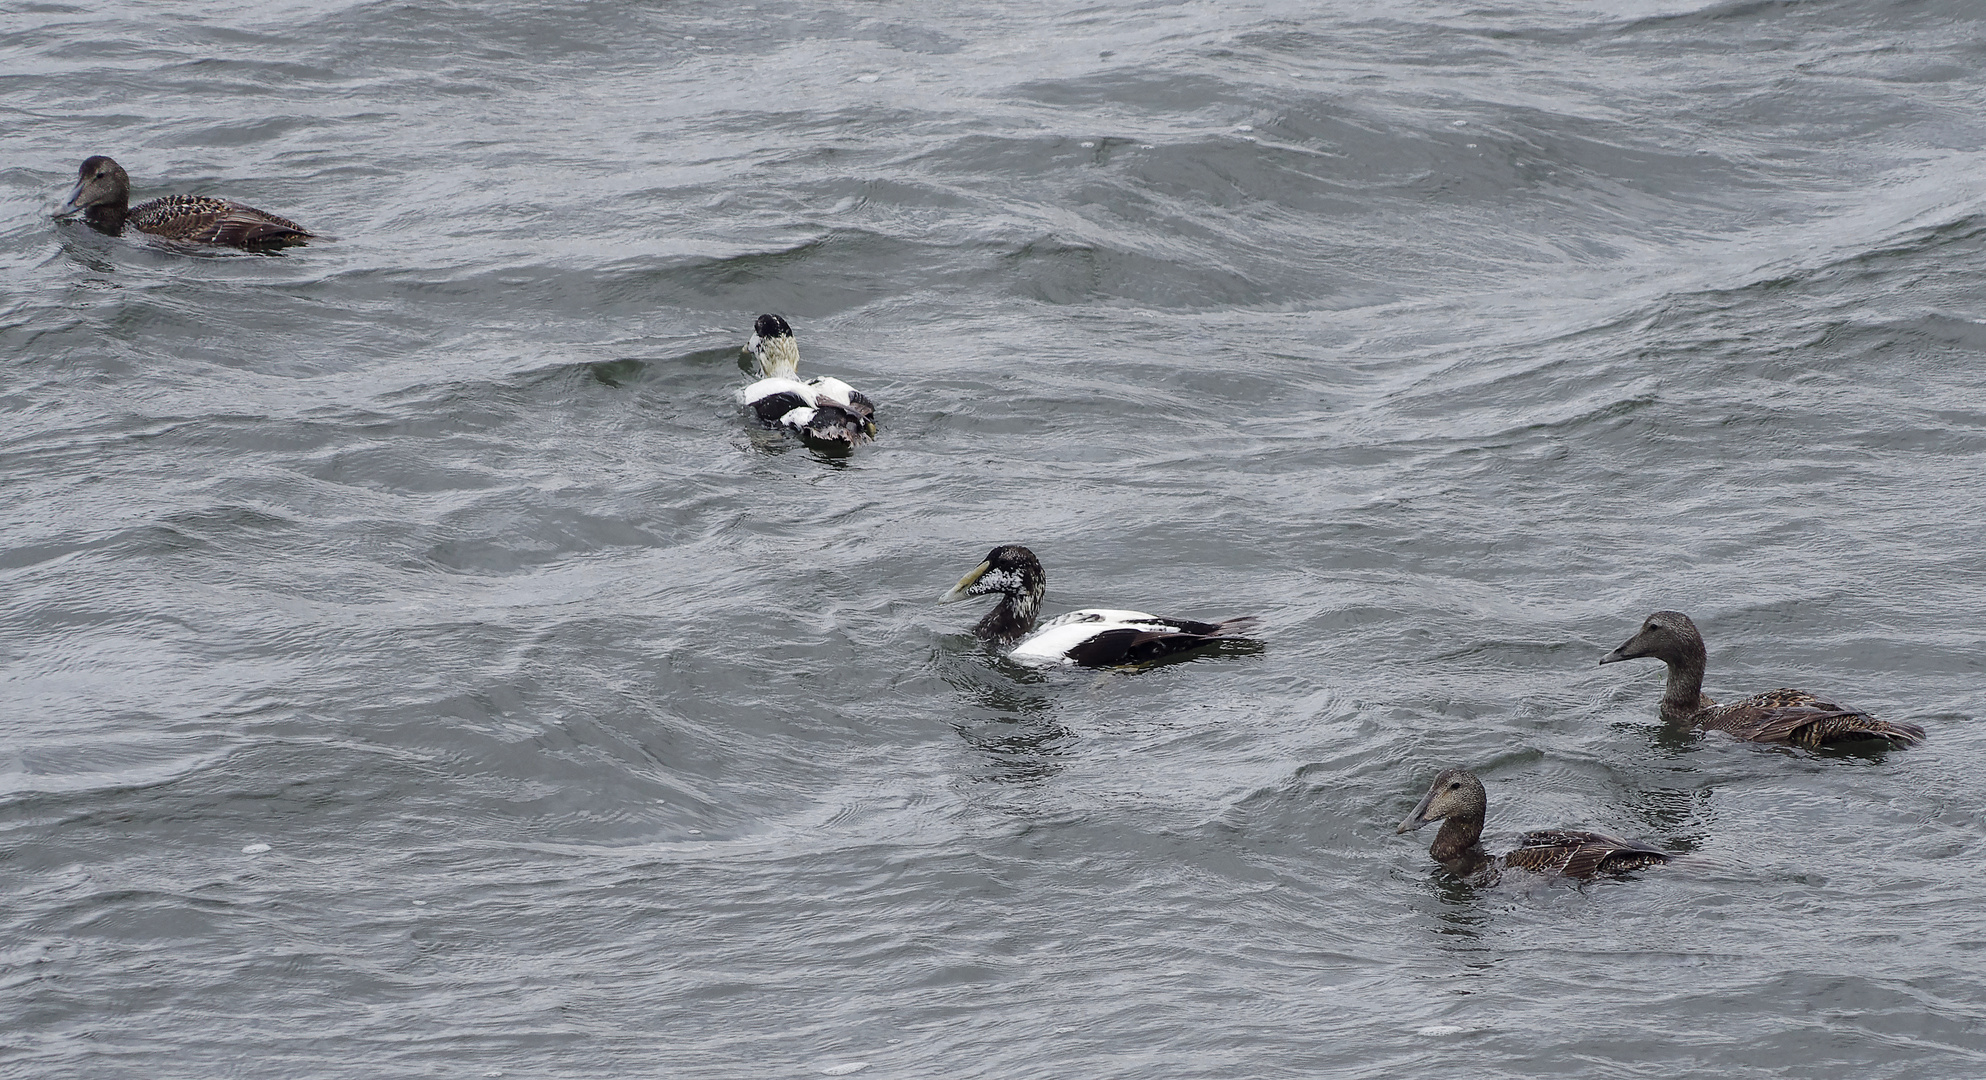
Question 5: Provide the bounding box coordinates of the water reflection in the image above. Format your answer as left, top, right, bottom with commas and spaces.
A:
1422, 870, 1491, 939
937, 637, 1071, 783
952, 716, 1078, 785
1619, 785, 1711, 852
1640, 720, 1705, 756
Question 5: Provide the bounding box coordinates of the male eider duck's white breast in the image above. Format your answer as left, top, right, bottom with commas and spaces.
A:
939, 545, 1259, 668
737, 314, 877, 449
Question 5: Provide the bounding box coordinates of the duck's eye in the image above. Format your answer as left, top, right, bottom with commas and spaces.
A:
1447, 782, 1460, 790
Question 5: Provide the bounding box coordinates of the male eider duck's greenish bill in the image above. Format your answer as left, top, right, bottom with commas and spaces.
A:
1600, 610, 1925, 748
1397, 768, 1671, 884
736, 314, 877, 449
58, 156, 312, 251
938, 544, 1259, 668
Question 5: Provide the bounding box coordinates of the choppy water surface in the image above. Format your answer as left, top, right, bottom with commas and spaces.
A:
4, 0, 1985, 1075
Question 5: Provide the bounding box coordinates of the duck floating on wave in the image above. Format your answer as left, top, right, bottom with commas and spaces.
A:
939, 544, 1258, 667
737, 314, 876, 448
1600, 611, 1924, 748
58, 156, 312, 251
1397, 768, 1671, 883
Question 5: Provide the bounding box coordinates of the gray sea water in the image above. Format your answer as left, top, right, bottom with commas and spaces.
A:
4, 0, 1985, 1076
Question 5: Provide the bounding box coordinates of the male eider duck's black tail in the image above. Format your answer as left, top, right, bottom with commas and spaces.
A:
1600, 610, 1925, 748
59, 156, 312, 251
938, 544, 1260, 668
736, 314, 877, 449
1397, 768, 1671, 883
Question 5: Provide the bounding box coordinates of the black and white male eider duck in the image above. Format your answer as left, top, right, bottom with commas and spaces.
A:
1600, 611, 1925, 748
1397, 768, 1671, 883
59, 156, 312, 250
737, 314, 876, 447
939, 544, 1258, 667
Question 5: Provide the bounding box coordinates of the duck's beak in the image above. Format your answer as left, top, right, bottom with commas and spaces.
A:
1396, 788, 1439, 834
938, 560, 990, 604
1598, 631, 1645, 666
57, 179, 86, 216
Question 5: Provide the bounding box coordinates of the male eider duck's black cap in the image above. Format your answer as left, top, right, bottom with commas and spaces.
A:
754, 314, 793, 339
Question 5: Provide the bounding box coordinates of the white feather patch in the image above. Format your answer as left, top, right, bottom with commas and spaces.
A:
807, 376, 858, 406
1008, 610, 1187, 665
739, 376, 814, 406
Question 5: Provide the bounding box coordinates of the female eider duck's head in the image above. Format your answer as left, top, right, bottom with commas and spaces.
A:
1397, 767, 1491, 865
62, 156, 133, 218
746, 313, 800, 380
1599, 610, 1706, 670
1396, 768, 1487, 836
939, 545, 1047, 640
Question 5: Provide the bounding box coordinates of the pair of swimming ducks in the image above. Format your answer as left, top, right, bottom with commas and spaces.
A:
54, 159, 879, 447
60, 157, 1928, 884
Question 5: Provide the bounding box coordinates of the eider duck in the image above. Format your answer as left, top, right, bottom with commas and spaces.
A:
737, 314, 876, 447
59, 156, 312, 250
1397, 768, 1671, 882
1600, 611, 1924, 747
939, 544, 1258, 667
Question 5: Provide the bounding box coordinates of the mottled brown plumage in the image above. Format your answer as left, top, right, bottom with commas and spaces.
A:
1600, 611, 1924, 747
61, 156, 312, 251
1396, 768, 1670, 883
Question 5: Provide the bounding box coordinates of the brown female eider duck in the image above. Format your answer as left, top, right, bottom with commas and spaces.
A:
1397, 768, 1670, 882
939, 544, 1258, 667
737, 314, 876, 447
1600, 611, 1924, 747
59, 156, 312, 250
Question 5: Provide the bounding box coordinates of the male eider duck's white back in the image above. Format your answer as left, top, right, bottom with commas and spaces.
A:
737, 314, 877, 448
938, 544, 1258, 668
58, 156, 312, 251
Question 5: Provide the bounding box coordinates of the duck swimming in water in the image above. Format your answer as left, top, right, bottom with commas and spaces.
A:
58, 156, 312, 250
939, 544, 1258, 667
1397, 768, 1671, 882
737, 314, 876, 448
1600, 611, 1924, 748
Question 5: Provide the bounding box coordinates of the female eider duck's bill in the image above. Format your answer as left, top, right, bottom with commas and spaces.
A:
58, 156, 312, 251
939, 544, 1259, 668
736, 314, 877, 449
1600, 610, 1925, 748
1397, 767, 1671, 883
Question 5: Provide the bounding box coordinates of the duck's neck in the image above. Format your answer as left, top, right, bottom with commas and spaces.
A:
1429, 811, 1484, 863
757, 338, 800, 381
1660, 645, 1710, 722
83, 203, 127, 235
973, 590, 1041, 645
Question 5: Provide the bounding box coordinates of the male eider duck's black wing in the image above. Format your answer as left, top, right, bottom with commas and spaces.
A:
1398, 768, 1670, 881
60, 156, 312, 250
937, 544, 1258, 667
735, 314, 877, 448
1600, 610, 1924, 748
